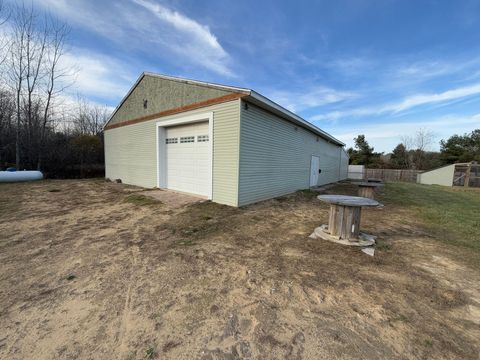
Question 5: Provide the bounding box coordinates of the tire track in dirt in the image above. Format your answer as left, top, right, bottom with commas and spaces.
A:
117, 244, 140, 359
115, 208, 154, 359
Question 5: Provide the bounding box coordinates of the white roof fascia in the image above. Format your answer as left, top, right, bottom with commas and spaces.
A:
248, 90, 345, 146
143, 72, 251, 94
103, 72, 251, 130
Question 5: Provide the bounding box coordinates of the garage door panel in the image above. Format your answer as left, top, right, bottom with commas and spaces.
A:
164, 121, 210, 197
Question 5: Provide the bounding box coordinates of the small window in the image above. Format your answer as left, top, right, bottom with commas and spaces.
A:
180, 136, 195, 143
197, 135, 209, 142
165, 138, 178, 144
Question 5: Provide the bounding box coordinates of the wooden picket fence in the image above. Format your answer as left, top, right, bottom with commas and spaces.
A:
364, 168, 422, 183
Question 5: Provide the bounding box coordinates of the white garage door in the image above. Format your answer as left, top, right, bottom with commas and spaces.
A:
164, 121, 211, 197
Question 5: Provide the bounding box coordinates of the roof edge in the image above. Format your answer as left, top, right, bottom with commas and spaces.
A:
248, 91, 345, 146
143, 72, 251, 94
103, 72, 251, 129
104, 72, 345, 148
104, 72, 145, 130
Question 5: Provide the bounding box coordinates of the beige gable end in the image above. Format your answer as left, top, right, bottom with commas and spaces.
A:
107, 74, 242, 127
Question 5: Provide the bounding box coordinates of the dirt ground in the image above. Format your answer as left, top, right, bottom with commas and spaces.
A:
0, 179, 479, 360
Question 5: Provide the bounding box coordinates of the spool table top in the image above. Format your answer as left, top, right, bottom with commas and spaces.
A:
317, 195, 380, 207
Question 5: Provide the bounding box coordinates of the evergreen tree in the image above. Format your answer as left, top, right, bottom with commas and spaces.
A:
440, 129, 480, 163
390, 143, 409, 169
348, 135, 382, 167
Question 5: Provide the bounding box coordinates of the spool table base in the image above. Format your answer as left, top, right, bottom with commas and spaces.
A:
309, 224, 376, 247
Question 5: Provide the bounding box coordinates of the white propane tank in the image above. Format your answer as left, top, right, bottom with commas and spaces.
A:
0, 170, 43, 183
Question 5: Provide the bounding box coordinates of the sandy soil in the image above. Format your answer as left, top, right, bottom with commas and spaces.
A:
0, 180, 479, 360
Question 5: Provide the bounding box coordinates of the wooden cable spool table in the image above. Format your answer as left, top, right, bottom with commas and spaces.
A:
309, 195, 382, 246
355, 182, 383, 199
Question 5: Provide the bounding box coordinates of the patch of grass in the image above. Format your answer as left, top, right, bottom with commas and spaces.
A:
177, 239, 195, 246
158, 201, 240, 244
424, 338, 433, 347
295, 189, 318, 198
375, 241, 392, 251
124, 194, 161, 206
144, 346, 156, 359
391, 314, 409, 323
275, 196, 290, 202
182, 228, 199, 235
296, 189, 315, 194
383, 182, 480, 255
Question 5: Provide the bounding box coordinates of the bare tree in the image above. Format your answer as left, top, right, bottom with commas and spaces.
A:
0, 3, 104, 178
0, 0, 8, 24
8, 3, 30, 168
0, 0, 11, 66
401, 128, 435, 151
25, 11, 48, 167
0, 90, 15, 167
399, 128, 435, 169
5, 3, 71, 170
73, 96, 109, 136
37, 17, 70, 170
414, 128, 435, 152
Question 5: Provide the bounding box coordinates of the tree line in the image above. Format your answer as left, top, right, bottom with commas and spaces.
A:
0, 2, 108, 178
348, 129, 480, 170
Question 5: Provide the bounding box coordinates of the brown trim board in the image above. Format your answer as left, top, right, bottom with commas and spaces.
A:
104, 93, 247, 130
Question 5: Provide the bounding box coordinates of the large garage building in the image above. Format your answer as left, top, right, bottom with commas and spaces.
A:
104, 73, 348, 206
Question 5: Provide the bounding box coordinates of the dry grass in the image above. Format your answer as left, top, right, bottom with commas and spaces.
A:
0, 179, 479, 360
124, 193, 162, 206
382, 183, 480, 262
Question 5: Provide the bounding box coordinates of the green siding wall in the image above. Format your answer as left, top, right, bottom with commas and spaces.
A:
105, 99, 241, 206
108, 75, 234, 126
340, 149, 349, 180
238, 101, 346, 206
105, 121, 157, 187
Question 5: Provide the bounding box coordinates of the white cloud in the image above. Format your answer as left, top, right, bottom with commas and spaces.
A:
133, 0, 232, 76
392, 56, 480, 83
267, 86, 356, 112
396, 61, 452, 78
60, 48, 135, 101
392, 83, 480, 112
33, 0, 233, 76
50, 92, 115, 118
33, 0, 120, 38
326, 57, 375, 75
133, 0, 221, 52
312, 83, 480, 121
326, 114, 480, 152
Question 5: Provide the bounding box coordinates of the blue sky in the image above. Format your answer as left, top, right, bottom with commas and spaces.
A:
26, 0, 480, 152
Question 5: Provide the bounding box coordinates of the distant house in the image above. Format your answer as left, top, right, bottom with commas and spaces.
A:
104, 73, 348, 206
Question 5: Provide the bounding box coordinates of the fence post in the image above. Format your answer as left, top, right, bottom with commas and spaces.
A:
464, 164, 471, 188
